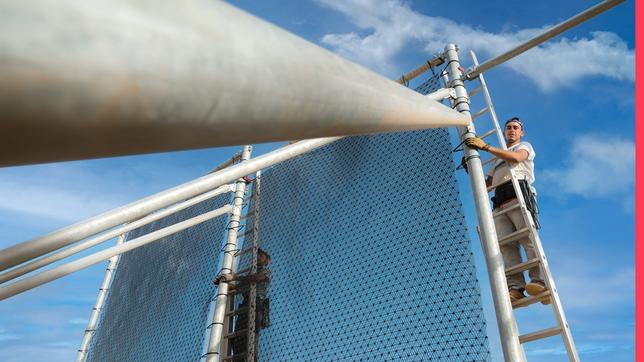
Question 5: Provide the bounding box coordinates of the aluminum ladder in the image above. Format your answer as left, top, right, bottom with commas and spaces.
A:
466, 50, 579, 361
221, 171, 263, 362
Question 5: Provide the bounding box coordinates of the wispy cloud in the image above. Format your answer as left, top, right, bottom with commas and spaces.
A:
541, 134, 634, 199
0, 328, 22, 342
316, 0, 634, 92
556, 267, 633, 310
528, 343, 630, 356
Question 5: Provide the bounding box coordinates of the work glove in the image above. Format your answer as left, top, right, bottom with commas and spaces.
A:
465, 137, 490, 151
213, 273, 233, 285
460, 156, 469, 174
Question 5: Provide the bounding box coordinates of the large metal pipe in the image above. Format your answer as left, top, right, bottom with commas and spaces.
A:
465, 0, 625, 79
444, 44, 526, 362
0, 137, 340, 272
0, 205, 232, 301
0, 184, 233, 284
0, 0, 468, 167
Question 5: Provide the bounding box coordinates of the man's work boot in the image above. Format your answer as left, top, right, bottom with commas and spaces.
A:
509, 288, 526, 303
526, 281, 551, 305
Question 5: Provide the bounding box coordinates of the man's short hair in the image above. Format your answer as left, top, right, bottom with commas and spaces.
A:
258, 248, 271, 260
504, 116, 524, 130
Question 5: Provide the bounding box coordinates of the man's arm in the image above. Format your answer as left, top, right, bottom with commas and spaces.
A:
231, 272, 269, 284
465, 137, 529, 163
486, 146, 529, 163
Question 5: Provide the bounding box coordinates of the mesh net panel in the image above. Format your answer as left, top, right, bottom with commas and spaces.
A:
86, 194, 231, 362
241, 75, 490, 361
85, 72, 490, 361
249, 131, 489, 361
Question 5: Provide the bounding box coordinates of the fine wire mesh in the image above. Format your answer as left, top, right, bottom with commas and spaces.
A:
85, 193, 231, 362
241, 73, 490, 361
84, 71, 490, 361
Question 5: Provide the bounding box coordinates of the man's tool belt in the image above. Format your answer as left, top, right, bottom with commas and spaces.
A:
492, 180, 541, 229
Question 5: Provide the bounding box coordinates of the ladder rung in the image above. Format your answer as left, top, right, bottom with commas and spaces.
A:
469, 86, 482, 97
471, 106, 489, 120
498, 227, 531, 246
224, 329, 248, 339
487, 181, 509, 192
482, 156, 498, 167
222, 353, 247, 361
505, 258, 540, 276
512, 290, 551, 309
240, 212, 255, 220
235, 247, 256, 257
227, 285, 250, 296
519, 326, 562, 344
226, 306, 249, 317
236, 267, 252, 275
492, 203, 521, 218
243, 228, 257, 237
479, 129, 496, 140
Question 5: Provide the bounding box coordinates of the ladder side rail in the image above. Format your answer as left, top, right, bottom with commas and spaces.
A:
76, 234, 126, 362
507, 171, 579, 361
442, 44, 526, 362
470, 51, 507, 150
469, 50, 579, 362
523, 229, 580, 361
246, 170, 262, 361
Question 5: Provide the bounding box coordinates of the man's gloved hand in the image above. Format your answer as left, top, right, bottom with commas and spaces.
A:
213, 273, 233, 285
465, 137, 490, 151
460, 156, 469, 174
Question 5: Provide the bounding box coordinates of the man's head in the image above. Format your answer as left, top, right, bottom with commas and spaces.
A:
504, 117, 525, 145
258, 248, 271, 266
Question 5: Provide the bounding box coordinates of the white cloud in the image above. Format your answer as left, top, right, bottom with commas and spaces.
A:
0, 158, 211, 225
0, 328, 21, 342
316, 0, 634, 91
541, 134, 634, 198
556, 267, 634, 310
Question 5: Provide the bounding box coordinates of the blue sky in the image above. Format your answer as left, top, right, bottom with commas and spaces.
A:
0, 1, 634, 361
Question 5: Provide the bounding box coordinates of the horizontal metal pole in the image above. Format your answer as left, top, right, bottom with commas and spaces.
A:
465, 0, 625, 79
426, 88, 455, 102
209, 153, 242, 174
0, 0, 467, 166
0, 184, 233, 284
0, 137, 340, 271
396, 56, 445, 85
0, 204, 232, 301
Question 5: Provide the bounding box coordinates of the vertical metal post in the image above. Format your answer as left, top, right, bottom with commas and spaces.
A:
77, 234, 126, 362
443, 44, 526, 362
205, 145, 253, 361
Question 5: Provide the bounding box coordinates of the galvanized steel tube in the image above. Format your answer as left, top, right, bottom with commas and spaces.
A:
444, 44, 526, 362
466, 0, 625, 79
204, 146, 252, 361
0, 137, 341, 272
0, 184, 233, 284
0, 0, 467, 167
0, 205, 232, 301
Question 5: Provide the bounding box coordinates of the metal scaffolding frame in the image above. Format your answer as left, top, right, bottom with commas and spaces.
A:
0, 0, 626, 360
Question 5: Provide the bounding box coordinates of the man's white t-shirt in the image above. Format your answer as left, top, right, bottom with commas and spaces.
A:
488, 141, 536, 188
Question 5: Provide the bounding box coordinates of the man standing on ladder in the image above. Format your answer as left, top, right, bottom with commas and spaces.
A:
465, 117, 548, 305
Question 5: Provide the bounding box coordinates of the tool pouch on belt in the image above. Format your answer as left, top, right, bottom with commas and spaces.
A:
492, 180, 541, 229
259, 298, 270, 328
